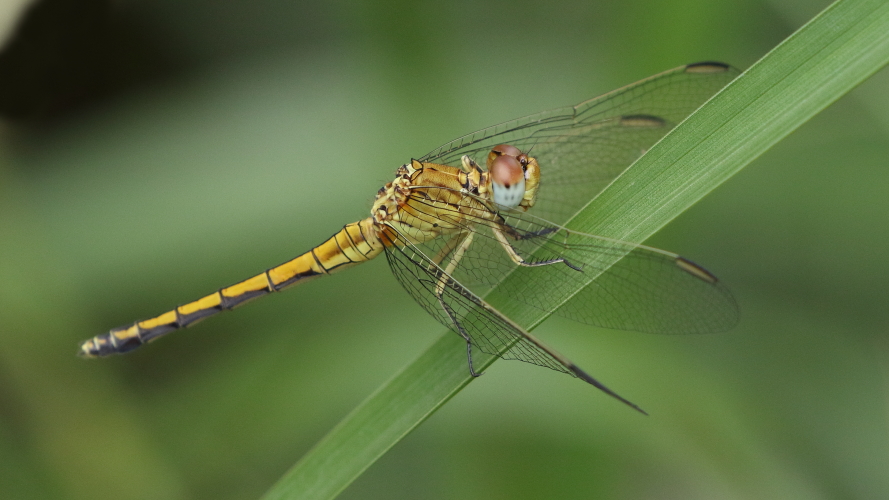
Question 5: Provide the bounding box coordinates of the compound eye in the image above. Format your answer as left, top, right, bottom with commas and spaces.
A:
487, 144, 523, 168
489, 155, 523, 187
490, 155, 526, 208
492, 144, 521, 156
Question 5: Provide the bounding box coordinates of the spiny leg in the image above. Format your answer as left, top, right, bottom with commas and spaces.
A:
460, 155, 483, 175
435, 231, 473, 296
440, 299, 480, 377
429, 231, 470, 269
492, 226, 583, 271
434, 231, 481, 377
515, 226, 558, 240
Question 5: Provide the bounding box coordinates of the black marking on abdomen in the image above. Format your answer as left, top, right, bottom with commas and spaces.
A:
220, 288, 270, 310
269, 266, 324, 291
138, 323, 178, 343
112, 326, 144, 353
178, 305, 222, 327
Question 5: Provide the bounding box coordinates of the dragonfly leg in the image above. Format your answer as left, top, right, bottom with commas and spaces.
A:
513, 226, 559, 240
460, 155, 483, 175
434, 231, 482, 377
439, 299, 481, 377
435, 231, 474, 296
429, 231, 470, 268
492, 227, 582, 271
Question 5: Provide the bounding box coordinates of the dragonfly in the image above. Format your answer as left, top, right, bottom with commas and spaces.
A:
79, 62, 740, 414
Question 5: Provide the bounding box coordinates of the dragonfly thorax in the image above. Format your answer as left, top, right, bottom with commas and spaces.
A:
371, 164, 413, 224
370, 159, 477, 247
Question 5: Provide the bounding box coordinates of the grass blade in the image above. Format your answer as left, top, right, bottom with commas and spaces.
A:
262, 0, 889, 498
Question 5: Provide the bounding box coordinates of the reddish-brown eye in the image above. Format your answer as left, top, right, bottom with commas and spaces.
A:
487, 144, 522, 168
492, 144, 521, 156
490, 155, 523, 187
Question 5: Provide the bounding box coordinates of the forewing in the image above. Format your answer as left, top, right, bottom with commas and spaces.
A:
398, 188, 738, 334
420, 63, 739, 225
497, 210, 740, 334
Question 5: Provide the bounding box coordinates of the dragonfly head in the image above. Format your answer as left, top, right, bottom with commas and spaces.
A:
487, 144, 540, 211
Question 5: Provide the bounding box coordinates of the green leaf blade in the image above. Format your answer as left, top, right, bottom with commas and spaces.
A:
262, 0, 889, 498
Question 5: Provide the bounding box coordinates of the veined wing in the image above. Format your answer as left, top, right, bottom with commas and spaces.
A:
420, 62, 739, 226
399, 187, 738, 334
379, 226, 647, 414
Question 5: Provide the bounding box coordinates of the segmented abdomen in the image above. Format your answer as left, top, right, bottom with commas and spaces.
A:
79, 218, 382, 357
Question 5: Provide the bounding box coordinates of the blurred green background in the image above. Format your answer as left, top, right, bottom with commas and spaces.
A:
1, 0, 887, 499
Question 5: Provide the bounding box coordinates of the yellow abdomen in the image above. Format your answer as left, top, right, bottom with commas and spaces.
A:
79, 218, 382, 357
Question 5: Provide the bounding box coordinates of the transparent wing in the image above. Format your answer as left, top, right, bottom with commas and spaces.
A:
399, 187, 738, 334
420, 62, 739, 225
380, 227, 647, 413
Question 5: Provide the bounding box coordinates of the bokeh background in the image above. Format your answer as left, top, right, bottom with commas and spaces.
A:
1, 0, 887, 499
